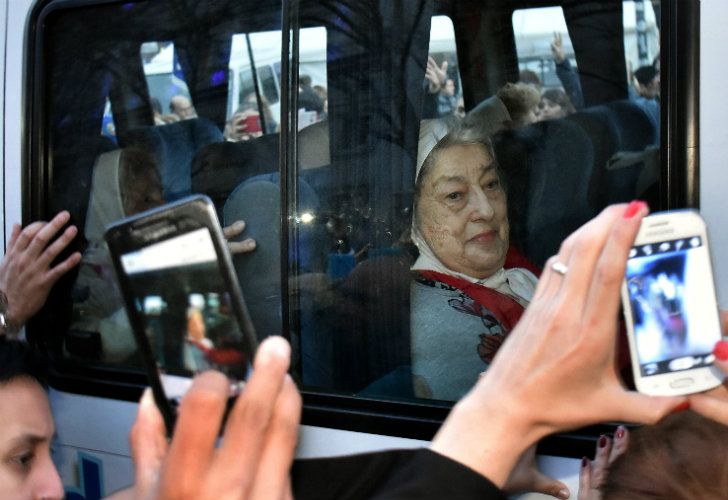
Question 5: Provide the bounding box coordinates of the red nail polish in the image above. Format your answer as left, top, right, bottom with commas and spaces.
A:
598, 435, 608, 448
615, 426, 625, 440
581, 457, 589, 468
714, 340, 728, 361
623, 200, 647, 219
672, 401, 691, 413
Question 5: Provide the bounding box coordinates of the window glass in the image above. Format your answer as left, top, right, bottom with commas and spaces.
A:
513, 7, 577, 89
140, 41, 196, 124
422, 16, 463, 120
38, 0, 664, 413
40, 0, 283, 368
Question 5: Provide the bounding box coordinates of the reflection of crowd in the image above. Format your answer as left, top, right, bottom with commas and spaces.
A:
630, 270, 687, 356
427, 32, 660, 131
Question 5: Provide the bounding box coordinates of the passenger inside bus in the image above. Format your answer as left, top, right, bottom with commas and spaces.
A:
410, 128, 538, 401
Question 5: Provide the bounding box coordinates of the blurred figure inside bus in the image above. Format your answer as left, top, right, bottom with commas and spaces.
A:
465, 82, 540, 136
537, 87, 576, 121
169, 95, 197, 121
630, 65, 660, 134
0, 339, 63, 500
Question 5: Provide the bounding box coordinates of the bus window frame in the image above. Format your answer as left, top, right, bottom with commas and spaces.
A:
23, 0, 698, 459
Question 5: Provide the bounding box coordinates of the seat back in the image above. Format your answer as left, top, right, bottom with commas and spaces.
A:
120, 117, 223, 201
496, 119, 594, 267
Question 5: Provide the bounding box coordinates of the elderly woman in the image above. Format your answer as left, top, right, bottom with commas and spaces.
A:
411, 127, 539, 401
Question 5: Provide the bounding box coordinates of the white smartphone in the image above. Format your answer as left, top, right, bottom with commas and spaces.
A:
622, 210, 725, 396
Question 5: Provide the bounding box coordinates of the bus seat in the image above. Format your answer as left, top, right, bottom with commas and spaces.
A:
120, 117, 223, 201
602, 100, 659, 205
607, 100, 658, 149
223, 173, 325, 339
191, 132, 280, 214
567, 105, 621, 211
298, 120, 330, 170
495, 119, 594, 268
53, 135, 117, 232
84, 149, 124, 244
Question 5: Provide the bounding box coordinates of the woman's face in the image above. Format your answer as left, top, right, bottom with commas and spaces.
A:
537, 97, 564, 121
417, 144, 509, 279
0, 378, 63, 500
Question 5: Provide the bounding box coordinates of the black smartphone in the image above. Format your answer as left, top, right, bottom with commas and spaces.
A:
105, 195, 257, 433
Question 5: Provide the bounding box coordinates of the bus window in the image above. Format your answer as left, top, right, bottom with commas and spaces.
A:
228, 27, 326, 139
422, 16, 463, 120
512, 6, 577, 90
31, 0, 689, 443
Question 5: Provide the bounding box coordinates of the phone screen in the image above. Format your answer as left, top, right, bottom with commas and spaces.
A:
626, 235, 721, 378
120, 227, 249, 402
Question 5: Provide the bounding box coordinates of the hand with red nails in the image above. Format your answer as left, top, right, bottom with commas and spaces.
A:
577, 427, 630, 500
0, 211, 82, 334
128, 336, 301, 500
431, 203, 686, 488
687, 311, 728, 425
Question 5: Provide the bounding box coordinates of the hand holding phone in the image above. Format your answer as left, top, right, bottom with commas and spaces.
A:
622, 210, 725, 396
105, 195, 258, 433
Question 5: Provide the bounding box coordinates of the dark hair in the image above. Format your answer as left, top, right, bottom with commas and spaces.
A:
0, 337, 49, 389
634, 65, 659, 86
601, 411, 728, 499
519, 69, 541, 87
541, 88, 575, 115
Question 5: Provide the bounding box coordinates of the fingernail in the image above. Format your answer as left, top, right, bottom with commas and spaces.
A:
558, 488, 570, 499
598, 435, 608, 448
258, 336, 291, 364
714, 340, 728, 361
615, 425, 626, 440
581, 457, 589, 468
672, 401, 691, 413
623, 200, 647, 219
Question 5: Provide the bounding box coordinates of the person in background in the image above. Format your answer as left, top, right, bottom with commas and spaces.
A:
518, 69, 541, 89
465, 82, 540, 136
579, 410, 728, 500
630, 65, 660, 135
551, 32, 584, 110
169, 95, 197, 121
537, 87, 576, 122
0, 338, 64, 500
0, 211, 81, 338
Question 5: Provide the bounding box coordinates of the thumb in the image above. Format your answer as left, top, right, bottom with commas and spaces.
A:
441, 60, 448, 72
130, 389, 168, 499
612, 391, 686, 425
531, 468, 570, 499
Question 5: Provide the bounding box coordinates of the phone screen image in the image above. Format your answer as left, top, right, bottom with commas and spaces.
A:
121, 226, 249, 402
625, 236, 721, 378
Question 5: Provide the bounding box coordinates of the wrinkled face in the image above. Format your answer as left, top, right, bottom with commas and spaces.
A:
416, 144, 509, 279
0, 378, 63, 500
538, 97, 564, 121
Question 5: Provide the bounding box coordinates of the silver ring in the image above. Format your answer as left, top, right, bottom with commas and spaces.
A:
551, 261, 568, 276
